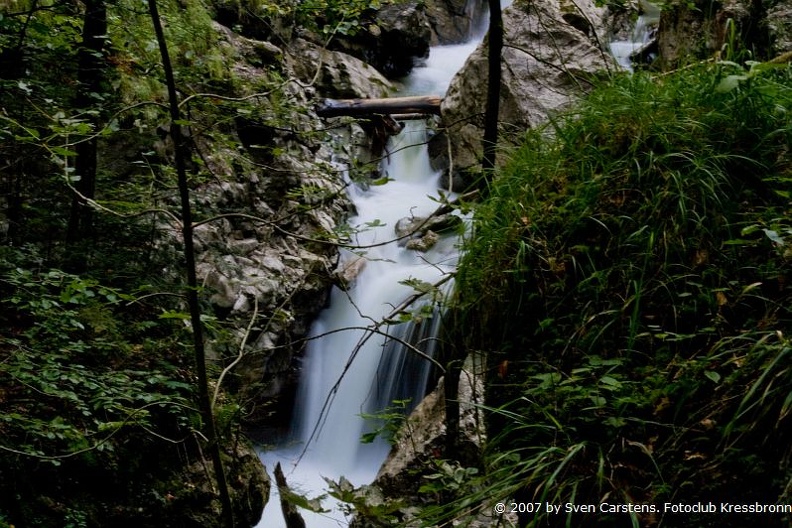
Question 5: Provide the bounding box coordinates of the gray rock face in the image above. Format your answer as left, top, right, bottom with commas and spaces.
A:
154, 25, 369, 429
332, 2, 433, 78
287, 38, 394, 99
431, 0, 615, 188
394, 213, 462, 246
424, 0, 485, 44
767, 1, 792, 55
369, 356, 485, 513
181, 442, 270, 528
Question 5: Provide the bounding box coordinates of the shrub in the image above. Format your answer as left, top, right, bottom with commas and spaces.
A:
448, 61, 792, 527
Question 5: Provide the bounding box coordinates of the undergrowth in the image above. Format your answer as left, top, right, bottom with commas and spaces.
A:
444, 60, 792, 527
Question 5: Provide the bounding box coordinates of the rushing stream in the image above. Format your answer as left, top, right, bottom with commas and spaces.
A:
609, 0, 661, 71
255, 18, 484, 528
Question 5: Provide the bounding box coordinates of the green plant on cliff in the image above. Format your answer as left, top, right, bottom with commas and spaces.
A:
1, 0, 308, 524
444, 60, 792, 527
0, 265, 203, 525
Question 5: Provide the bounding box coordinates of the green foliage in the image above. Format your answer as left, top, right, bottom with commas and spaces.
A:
326, 476, 406, 524
450, 61, 792, 526
360, 398, 412, 444
2, 0, 333, 524
419, 459, 479, 497
0, 268, 197, 462
109, 0, 235, 97
260, 0, 391, 36
0, 265, 209, 526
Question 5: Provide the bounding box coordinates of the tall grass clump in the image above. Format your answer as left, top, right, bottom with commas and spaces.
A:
448, 61, 792, 527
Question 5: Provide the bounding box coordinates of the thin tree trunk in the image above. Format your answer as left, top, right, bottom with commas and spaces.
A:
146, 1, 234, 526
444, 357, 462, 459
66, 0, 107, 270
481, 0, 503, 174
446, 0, 504, 460
274, 463, 307, 528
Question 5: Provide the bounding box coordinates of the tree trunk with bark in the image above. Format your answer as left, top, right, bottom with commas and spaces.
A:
147, 1, 234, 526
481, 0, 503, 174
66, 0, 107, 269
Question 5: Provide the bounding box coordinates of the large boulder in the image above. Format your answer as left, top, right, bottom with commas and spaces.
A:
348, 356, 486, 527
430, 0, 615, 189
331, 2, 432, 78
375, 356, 485, 497
286, 38, 395, 99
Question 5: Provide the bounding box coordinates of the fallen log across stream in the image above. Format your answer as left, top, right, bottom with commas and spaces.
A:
316, 95, 442, 118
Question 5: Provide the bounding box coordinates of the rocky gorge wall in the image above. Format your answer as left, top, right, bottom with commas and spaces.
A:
161, 4, 487, 521
176, 0, 480, 437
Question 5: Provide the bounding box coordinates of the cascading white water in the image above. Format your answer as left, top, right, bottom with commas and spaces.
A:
609, 0, 661, 71
291, 118, 460, 477
256, 130, 459, 528
256, 17, 483, 528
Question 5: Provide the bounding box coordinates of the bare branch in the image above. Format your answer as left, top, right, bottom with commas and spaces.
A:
297, 273, 453, 465
213, 297, 258, 410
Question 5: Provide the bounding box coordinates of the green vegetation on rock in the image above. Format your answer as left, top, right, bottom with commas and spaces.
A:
446, 60, 792, 527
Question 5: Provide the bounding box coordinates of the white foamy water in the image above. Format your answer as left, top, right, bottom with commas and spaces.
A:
256, 3, 494, 527
609, 1, 661, 71
256, 120, 463, 528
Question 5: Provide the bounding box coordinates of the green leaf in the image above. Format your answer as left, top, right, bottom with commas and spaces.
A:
715, 74, 748, 93
51, 146, 76, 157
763, 229, 784, 245
159, 310, 190, 320
704, 370, 721, 383
599, 375, 622, 388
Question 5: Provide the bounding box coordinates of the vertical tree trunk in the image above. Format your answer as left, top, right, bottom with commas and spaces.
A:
446, 0, 504, 461
66, 0, 107, 270
481, 0, 503, 175
274, 463, 307, 528
146, 2, 235, 526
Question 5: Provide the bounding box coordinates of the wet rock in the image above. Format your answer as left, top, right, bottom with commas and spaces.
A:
767, 1, 792, 55
350, 359, 487, 526
394, 213, 462, 245
286, 38, 394, 99
560, 0, 609, 41
405, 230, 439, 251
424, 0, 484, 44
335, 255, 368, 288
656, 0, 791, 67
374, 355, 485, 498
331, 2, 432, 78
431, 0, 615, 189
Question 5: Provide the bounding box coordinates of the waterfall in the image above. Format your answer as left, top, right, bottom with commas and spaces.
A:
256, 12, 485, 527
289, 118, 459, 479
609, 0, 661, 71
